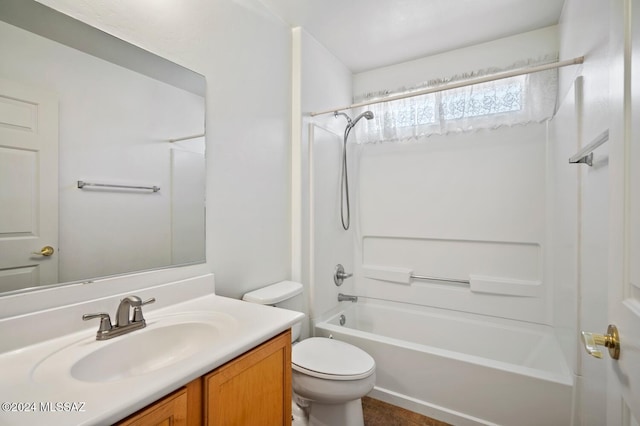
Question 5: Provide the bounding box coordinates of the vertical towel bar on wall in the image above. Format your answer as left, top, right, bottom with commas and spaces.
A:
568, 129, 609, 166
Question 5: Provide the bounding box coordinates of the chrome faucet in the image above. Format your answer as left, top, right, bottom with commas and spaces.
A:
116, 296, 144, 327
338, 293, 358, 303
83, 295, 156, 340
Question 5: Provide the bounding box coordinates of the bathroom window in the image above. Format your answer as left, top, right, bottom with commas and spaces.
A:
379, 96, 437, 129
440, 80, 523, 120
354, 67, 557, 144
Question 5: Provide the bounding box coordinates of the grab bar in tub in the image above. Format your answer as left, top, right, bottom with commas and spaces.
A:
363, 266, 540, 297
363, 266, 469, 285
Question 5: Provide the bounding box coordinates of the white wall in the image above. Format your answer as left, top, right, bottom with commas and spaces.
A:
354, 26, 558, 98
554, 0, 611, 424
29, 0, 293, 300
0, 20, 204, 284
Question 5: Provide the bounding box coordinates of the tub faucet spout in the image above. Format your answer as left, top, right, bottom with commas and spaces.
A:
338, 293, 358, 303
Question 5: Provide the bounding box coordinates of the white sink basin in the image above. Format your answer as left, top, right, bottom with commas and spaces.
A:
32, 312, 238, 383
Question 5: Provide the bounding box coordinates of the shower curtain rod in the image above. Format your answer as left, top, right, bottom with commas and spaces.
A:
309, 56, 585, 117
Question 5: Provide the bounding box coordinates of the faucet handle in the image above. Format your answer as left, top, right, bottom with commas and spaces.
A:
334, 264, 353, 286
141, 297, 156, 306
132, 297, 156, 322
83, 312, 113, 333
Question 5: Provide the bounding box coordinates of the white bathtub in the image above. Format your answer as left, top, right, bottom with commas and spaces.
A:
314, 299, 573, 426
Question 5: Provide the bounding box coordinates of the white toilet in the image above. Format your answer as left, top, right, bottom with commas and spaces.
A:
243, 281, 376, 426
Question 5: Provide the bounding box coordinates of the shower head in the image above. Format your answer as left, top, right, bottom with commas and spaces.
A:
334, 110, 374, 128
350, 111, 374, 127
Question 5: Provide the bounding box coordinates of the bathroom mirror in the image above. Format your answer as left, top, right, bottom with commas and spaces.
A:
0, 0, 206, 296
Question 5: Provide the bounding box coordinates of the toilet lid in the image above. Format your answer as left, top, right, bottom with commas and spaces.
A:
292, 338, 375, 380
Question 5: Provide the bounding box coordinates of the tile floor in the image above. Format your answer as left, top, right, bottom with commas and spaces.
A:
362, 397, 452, 426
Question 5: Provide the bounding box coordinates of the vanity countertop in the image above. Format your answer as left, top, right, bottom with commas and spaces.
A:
0, 293, 303, 425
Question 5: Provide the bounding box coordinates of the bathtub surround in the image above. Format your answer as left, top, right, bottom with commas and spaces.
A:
294, 20, 576, 425
354, 124, 547, 323
327, 28, 556, 326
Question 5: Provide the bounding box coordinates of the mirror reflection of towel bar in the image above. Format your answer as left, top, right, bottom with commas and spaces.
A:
410, 274, 470, 285
77, 180, 160, 192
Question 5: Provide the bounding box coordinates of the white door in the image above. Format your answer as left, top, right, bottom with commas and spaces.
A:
0, 78, 58, 293
603, 0, 640, 423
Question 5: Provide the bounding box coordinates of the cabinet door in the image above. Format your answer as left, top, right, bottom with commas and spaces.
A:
205, 330, 292, 426
117, 387, 188, 426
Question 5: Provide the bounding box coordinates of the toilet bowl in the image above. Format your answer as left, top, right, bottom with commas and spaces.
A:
242, 281, 376, 426
292, 337, 375, 426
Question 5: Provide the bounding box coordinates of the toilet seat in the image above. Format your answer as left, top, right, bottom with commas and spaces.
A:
292, 337, 375, 381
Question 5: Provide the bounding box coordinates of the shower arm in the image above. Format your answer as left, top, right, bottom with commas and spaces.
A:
334, 111, 352, 125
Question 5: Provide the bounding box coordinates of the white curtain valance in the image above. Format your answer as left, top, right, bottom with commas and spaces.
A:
353, 58, 558, 144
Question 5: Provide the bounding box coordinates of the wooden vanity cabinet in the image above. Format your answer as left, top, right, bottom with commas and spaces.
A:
116, 330, 291, 426
117, 386, 189, 426
204, 329, 292, 425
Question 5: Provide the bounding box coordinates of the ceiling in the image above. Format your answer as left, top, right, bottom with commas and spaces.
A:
260, 0, 566, 73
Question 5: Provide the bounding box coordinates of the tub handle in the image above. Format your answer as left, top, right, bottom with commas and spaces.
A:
580, 324, 620, 360
334, 264, 353, 286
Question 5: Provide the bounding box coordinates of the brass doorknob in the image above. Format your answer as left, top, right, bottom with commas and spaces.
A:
32, 246, 55, 256
581, 324, 620, 360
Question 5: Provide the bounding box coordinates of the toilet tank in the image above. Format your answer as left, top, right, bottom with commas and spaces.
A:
242, 281, 304, 341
